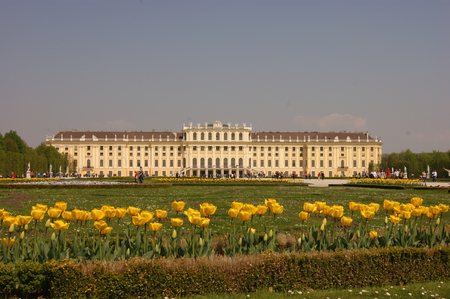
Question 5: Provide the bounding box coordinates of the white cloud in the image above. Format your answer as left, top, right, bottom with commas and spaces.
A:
294, 113, 367, 132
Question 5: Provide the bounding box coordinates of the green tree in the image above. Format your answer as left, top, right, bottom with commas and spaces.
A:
4, 130, 28, 154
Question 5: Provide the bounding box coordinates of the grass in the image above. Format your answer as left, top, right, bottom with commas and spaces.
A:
186, 280, 450, 299
0, 183, 449, 237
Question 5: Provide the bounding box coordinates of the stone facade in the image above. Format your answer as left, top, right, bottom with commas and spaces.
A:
45, 121, 382, 178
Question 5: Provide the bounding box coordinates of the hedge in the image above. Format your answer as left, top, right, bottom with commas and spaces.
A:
0, 247, 449, 298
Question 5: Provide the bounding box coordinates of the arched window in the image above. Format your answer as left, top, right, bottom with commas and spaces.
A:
193, 158, 197, 168
231, 133, 235, 140
183, 158, 186, 168
208, 158, 212, 168
193, 133, 197, 141
239, 133, 243, 141
224, 133, 228, 140
201, 133, 205, 140
341, 160, 345, 168
231, 158, 236, 167
238, 158, 243, 168
216, 133, 220, 140
208, 133, 212, 140
200, 158, 205, 168
224, 158, 228, 168
87, 159, 91, 168
216, 158, 220, 168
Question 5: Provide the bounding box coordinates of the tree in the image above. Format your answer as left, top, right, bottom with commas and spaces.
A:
4, 131, 28, 154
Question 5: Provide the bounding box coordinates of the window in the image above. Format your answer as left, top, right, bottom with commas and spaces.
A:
118, 160, 122, 167
353, 160, 357, 167
275, 160, 279, 167
224, 158, 228, 168
341, 160, 345, 168
239, 146, 243, 151
216, 158, 220, 167
163, 146, 166, 151
320, 147, 323, 151
239, 133, 243, 140
100, 146, 103, 150
328, 160, 332, 167
137, 146, 141, 151
145, 160, 148, 167
208, 132, 212, 140
216, 146, 220, 151
201, 132, 205, 140
370, 147, 374, 151
137, 160, 141, 167
193, 158, 197, 168
268, 160, 272, 167
299, 160, 303, 167
231, 146, 235, 151
118, 146, 121, 150
216, 133, 220, 140
285, 147, 288, 151
208, 146, 212, 151
162, 160, 166, 167
100, 152, 104, 156
231, 133, 235, 140
109, 160, 112, 167
155, 146, 158, 151
285, 160, 288, 167
193, 133, 197, 140
353, 147, 357, 151
170, 160, 174, 167
260, 160, 264, 167
100, 160, 104, 167
320, 160, 323, 167
201, 146, 205, 151
341, 147, 344, 151
130, 146, 133, 151
193, 146, 197, 151
292, 160, 296, 167
129, 160, 133, 167
253, 160, 257, 167
362, 147, 365, 151
311, 160, 315, 167
155, 160, 158, 167
224, 133, 228, 140
87, 146, 91, 150
208, 158, 212, 168
362, 160, 366, 167
311, 147, 315, 151
178, 160, 181, 167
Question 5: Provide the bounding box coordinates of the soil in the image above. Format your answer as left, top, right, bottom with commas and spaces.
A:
1, 192, 38, 208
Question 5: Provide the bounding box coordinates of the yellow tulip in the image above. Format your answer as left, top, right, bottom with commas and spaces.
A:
427, 211, 439, 219
298, 211, 309, 221
340, 216, 353, 227
0, 209, 10, 220
94, 220, 108, 231
439, 204, 449, 213
103, 207, 117, 219
127, 206, 141, 216
368, 203, 380, 212
61, 211, 73, 221
31, 209, 45, 221
184, 208, 201, 218
383, 200, 395, 211
429, 205, 441, 216
100, 226, 113, 235
330, 206, 344, 219
265, 198, 277, 209
132, 214, 147, 226
116, 208, 127, 219
241, 204, 257, 215
256, 204, 269, 215
410, 197, 423, 207
314, 201, 326, 212
91, 209, 105, 221
188, 215, 202, 226
411, 208, 422, 217
228, 208, 239, 218
369, 231, 378, 239
140, 211, 155, 223
50, 220, 70, 230
270, 203, 284, 215
16, 215, 32, 226
80, 211, 92, 222
348, 202, 359, 212
3, 216, 16, 227
389, 215, 401, 224
200, 203, 217, 217
54, 202, 67, 212
303, 202, 315, 213
170, 218, 184, 227
400, 211, 411, 220
360, 210, 375, 219
322, 205, 332, 216
200, 218, 210, 228
155, 209, 168, 219
2, 238, 15, 248
72, 209, 85, 221
231, 201, 244, 211
238, 210, 252, 222
33, 204, 48, 212
149, 222, 163, 232
48, 207, 62, 219
171, 201, 186, 212
101, 205, 115, 212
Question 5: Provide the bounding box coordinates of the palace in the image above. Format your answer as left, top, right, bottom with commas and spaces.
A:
45, 121, 382, 178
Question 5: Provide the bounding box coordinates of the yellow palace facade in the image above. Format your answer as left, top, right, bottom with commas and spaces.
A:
45, 121, 382, 178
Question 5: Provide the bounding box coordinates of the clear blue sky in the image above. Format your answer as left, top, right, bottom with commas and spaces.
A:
1, 0, 449, 153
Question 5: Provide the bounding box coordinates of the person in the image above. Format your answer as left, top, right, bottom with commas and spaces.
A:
138, 167, 144, 183
421, 171, 427, 185
321, 171, 325, 180
432, 170, 437, 182
134, 171, 138, 183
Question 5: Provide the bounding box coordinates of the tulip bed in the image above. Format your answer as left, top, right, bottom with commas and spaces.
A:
0, 185, 449, 297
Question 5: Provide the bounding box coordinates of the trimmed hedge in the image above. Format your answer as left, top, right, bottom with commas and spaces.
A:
0, 247, 449, 298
